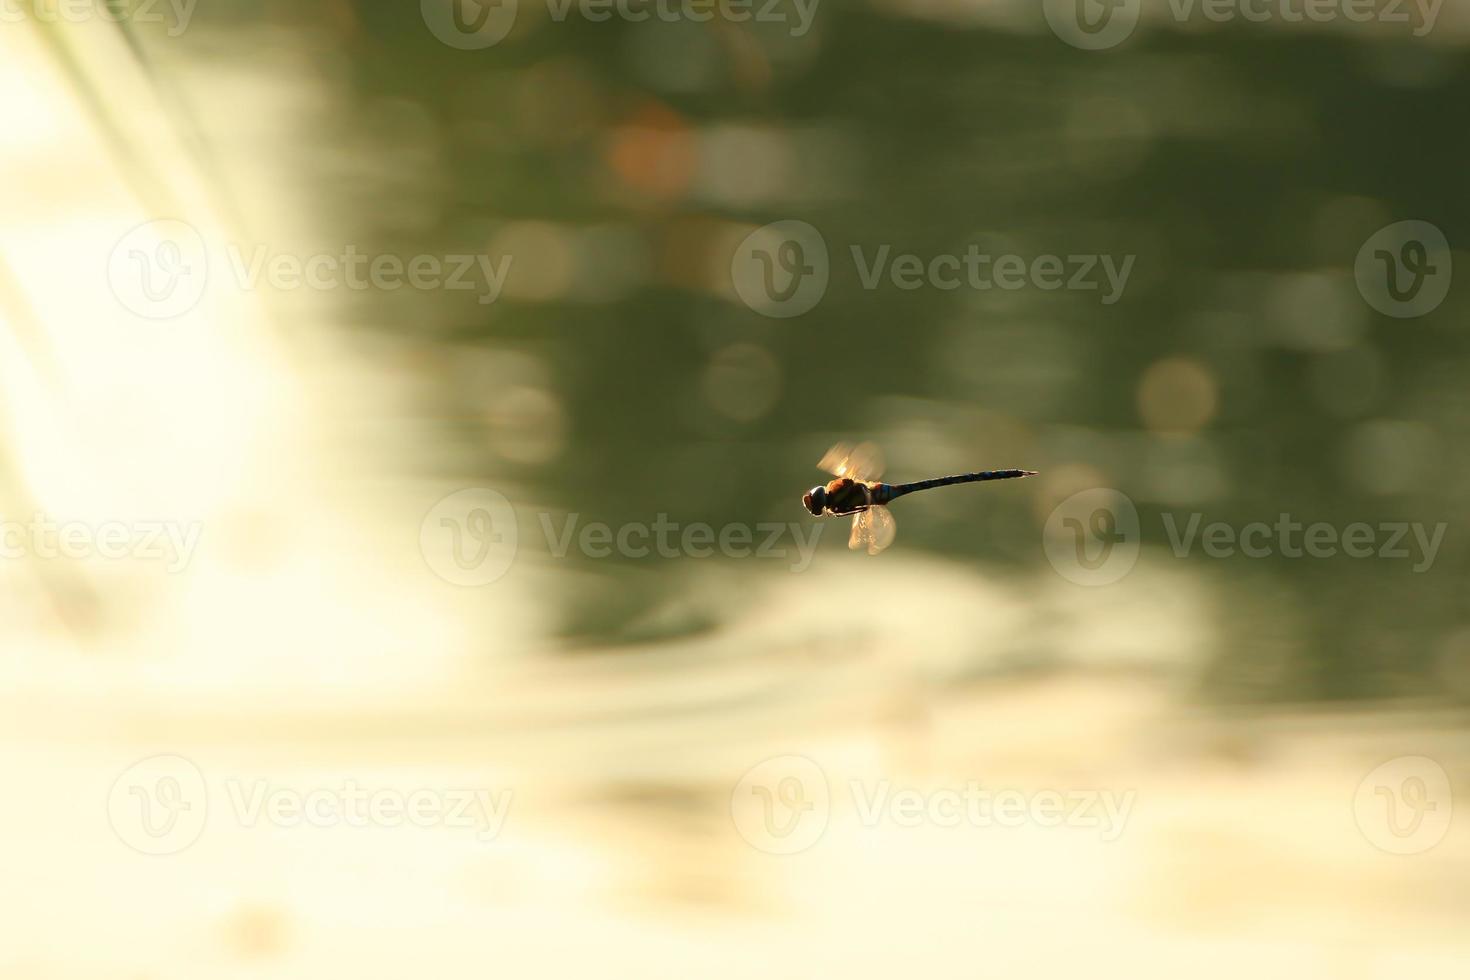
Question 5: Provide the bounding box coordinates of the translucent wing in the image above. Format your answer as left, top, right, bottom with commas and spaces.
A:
818, 441, 885, 482
864, 505, 896, 555
847, 504, 895, 555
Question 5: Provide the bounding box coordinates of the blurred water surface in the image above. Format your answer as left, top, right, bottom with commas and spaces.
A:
147, 0, 1470, 695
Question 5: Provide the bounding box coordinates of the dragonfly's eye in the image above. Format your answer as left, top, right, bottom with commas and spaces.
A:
803, 486, 825, 516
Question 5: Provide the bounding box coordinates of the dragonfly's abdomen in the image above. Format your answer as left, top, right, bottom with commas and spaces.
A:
884, 469, 1035, 502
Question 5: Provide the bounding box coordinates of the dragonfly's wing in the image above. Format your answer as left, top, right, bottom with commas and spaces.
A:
865, 505, 896, 555
818, 441, 885, 482
848, 506, 896, 555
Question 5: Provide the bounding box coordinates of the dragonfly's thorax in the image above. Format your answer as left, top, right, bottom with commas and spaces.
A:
822, 478, 882, 515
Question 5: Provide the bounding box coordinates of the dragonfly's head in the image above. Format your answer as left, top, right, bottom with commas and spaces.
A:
802, 485, 826, 516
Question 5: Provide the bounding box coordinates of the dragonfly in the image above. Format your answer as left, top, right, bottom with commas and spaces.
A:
802, 442, 1037, 554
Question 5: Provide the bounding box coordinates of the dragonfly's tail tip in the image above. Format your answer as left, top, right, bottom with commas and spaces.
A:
1022, 470, 1038, 477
